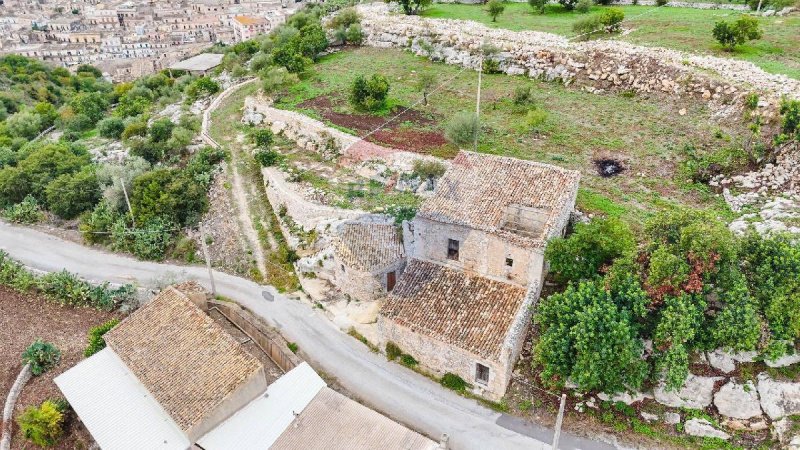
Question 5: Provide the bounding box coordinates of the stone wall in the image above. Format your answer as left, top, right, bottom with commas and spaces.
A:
377, 316, 511, 400
357, 4, 798, 127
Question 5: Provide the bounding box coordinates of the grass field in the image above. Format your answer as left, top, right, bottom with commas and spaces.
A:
421, 3, 800, 79
274, 46, 747, 225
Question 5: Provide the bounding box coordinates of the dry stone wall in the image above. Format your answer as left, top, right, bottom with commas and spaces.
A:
357, 4, 797, 123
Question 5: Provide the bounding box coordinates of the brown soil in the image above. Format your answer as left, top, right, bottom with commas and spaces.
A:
0, 286, 120, 449
297, 96, 448, 153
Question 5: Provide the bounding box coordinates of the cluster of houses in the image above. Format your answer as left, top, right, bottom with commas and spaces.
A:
330, 151, 580, 400
0, 0, 301, 80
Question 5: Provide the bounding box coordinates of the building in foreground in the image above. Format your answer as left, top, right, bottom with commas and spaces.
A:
56, 284, 439, 450
379, 151, 580, 400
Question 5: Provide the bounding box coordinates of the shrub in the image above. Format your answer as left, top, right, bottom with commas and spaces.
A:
84, 318, 120, 357
3, 195, 44, 224
329, 8, 360, 30
487, 0, 505, 22
349, 74, 390, 112
780, 99, 800, 137
17, 400, 64, 448
744, 93, 759, 111
0, 250, 37, 291
713, 16, 762, 51
45, 167, 100, 220
344, 24, 364, 46
287, 342, 299, 353
524, 108, 548, 133
545, 217, 635, 284
254, 149, 281, 167
250, 128, 274, 149
656, 0, 667, 5
444, 112, 479, 147
440, 372, 468, 391
385, 341, 402, 361
412, 160, 446, 182
528, 0, 547, 14
576, 0, 592, 13
416, 72, 437, 106
400, 353, 418, 367
186, 77, 220, 100
601, 8, 625, 32
22, 340, 61, 376
572, 15, 603, 38
512, 86, 533, 108
97, 117, 125, 139
390, 0, 432, 15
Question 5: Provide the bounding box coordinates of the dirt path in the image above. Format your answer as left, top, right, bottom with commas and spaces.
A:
228, 140, 269, 278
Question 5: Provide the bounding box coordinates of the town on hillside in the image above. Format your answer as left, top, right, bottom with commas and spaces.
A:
0, 0, 799, 449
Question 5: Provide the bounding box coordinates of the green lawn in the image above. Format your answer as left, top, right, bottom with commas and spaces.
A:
421, 3, 800, 79
274, 46, 745, 224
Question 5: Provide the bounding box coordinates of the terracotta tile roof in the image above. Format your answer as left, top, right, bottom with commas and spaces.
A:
271, 387, 437, 450
417, 151, 580, 248
104, 287, 263, 433
334, 222, 405, 272
381, 259, 527, 360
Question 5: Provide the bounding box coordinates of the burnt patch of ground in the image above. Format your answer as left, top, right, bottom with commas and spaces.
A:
298, 96, 448, 153
0, 286, 120, 449
594, 158, 625, 178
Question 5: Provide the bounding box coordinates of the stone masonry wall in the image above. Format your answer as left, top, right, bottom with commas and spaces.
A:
377, 316, 510, 400
357, 4, 798, 128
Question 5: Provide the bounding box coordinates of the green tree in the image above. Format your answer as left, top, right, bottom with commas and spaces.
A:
250, 128, 274, 149
350, 74, 390, 112
45, 166, 100, 219
390, 0, 432, 15
17, 400, 64, 448
185, 77, 220, 100
0, 142, 90, 206
713, 16, 762, 51
535, 280, 648, 393
487, 0, 506, 22
97, 117, 125, 139
148, 117, 175, 143
416, 72, 437, 106
545, 217, 635, 284
297, 23, 329, 60
68, 91, 109, 124
528, 0, 547, 14
6, 110, 44, 139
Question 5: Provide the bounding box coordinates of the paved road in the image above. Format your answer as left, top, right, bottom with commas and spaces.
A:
0, 222, 616, 450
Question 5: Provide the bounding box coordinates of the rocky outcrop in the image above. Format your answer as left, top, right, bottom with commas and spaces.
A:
757, 373, 800, 420
684, 418, 730, 440
714, 381, 763, 420
654, 374, 722, 409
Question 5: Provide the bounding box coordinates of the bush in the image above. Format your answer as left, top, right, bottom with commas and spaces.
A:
350, 74, 390, 112
545, 217, 635, 284
17, 400, 64, 448
97, 117, 125, 139
440, 372, 468, 391
84, 318, 120, 357
576, 0, 592, 13
45, 166, 100, 220
487, 0, 505, 22
780, 99, 800, 137
22, 340, 61, 376
390, 0, 432, 15
713, 16, 762, 51
412, 160, 446, 182
400, 353, 418, 367
254, 149, 281, 167
344, 24, 364, 45
524, 108, 548, 133
444, 112, 479, 147
559, 0, 579, 10
3, 195, 44, 224
601, 8, 625, 32
250, 128, 274, 149
385, 341, 402, 361
186, 77, 220, 100
512, 86, 533, 108
572, 15, 603, 38
656, 0, 667, 5
329, 8, 360, 30
0, 250, 37, 292
528, 0, 547, 14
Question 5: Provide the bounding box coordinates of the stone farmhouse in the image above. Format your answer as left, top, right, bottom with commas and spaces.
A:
378, 151, 580, 400
333, 221, 406, 302
55, 283, 438, 450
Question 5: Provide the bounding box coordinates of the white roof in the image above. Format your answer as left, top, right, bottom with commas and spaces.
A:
168, 53, 224, 72
54, 348, 190, 450
197, 362, 326, 450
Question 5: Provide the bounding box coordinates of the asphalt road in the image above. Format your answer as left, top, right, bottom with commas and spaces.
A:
0, 221, 617, 450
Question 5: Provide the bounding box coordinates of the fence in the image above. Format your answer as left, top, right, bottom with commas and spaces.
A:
209, 300, 301, 373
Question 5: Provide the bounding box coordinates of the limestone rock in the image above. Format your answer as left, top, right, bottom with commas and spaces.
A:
714, 381, 763, 420
641, 411, 659, 422
758, 374, 800, 420
765, 352, 800, 368
654, 374, 722, 409
707, 350, 736, 373
664, 412, 681, 425
596, 390, 649, 405
684, 418, 730, 440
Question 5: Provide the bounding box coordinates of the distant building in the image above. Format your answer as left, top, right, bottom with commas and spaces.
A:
232, 15, 269, 42
379, 151, 580, 400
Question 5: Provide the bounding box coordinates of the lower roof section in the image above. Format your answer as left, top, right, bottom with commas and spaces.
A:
54, 348, 190, 450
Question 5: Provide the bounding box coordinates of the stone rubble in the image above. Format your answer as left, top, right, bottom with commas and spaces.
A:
653, 374, 722, 409
713, 381, 763, 420
757, 373, 800, 420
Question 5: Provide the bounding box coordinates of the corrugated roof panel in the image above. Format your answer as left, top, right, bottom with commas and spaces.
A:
54, 348, 190, 450
197, 362, 326, 450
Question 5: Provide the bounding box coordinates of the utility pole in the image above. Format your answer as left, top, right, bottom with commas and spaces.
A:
120, 178, 135, 227
199, 223, 217, 296
474, 54, 483, 153
551, 393, 567, 450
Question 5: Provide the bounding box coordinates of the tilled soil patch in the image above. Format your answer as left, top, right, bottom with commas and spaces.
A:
0, 286, 119, 449
297, 96, 448, 153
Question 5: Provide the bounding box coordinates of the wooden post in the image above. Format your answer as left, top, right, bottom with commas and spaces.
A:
120, 178, 135, 227
200, 223, 217, 296
551, 393, 567, 450
474, 54, 483, 153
